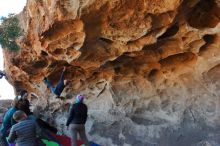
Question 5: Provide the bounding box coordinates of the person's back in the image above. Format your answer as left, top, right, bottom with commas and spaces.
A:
8, 111, 38, 146
17, 98, 31, 115
71, 103, 87, 124
0, 107, 17, 135
16, 90, 32, 115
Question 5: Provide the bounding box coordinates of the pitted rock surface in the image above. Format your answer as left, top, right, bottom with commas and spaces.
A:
3, 0, 220, 145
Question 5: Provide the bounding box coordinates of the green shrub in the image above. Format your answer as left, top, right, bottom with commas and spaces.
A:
0, 14, 23, 51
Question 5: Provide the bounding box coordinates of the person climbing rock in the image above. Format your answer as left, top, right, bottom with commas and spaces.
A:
0, 70, 6, 79
7, 110, 41, 146
43, 67, 67, 98
66, 94, 90, 146
0, 98, 19, 146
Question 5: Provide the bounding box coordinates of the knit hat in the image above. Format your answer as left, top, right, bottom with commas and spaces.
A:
76, 94, 85, 103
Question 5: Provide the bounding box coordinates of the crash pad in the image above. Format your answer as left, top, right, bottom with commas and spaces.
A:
90, 142, 101, 146
53, 134, 72, 146
42, 139, 60, 146
9, 135, 100, 146
53, 134, 100, 146
9, 139, 60, 146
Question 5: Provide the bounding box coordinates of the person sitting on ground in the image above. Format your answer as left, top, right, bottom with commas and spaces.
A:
8, 110, 41, 146
43, 67, 67, 98
66, 94, 90, 146
0, 70, 6, 79
0, 98, 19, 146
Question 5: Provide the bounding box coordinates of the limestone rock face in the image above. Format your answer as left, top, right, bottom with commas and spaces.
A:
3, 0, 220, 145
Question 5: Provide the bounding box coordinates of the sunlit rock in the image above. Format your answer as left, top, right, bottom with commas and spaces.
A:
2, 0, 220, 145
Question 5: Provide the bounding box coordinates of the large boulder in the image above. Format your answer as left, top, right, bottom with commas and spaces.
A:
3, 0, 220, 145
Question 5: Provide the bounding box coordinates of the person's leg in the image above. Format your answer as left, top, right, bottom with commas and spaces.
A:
70, 124, 78, 146
54, 71, 66, 97
55, 71, 65, 89
78, 125, 90, 146
43, 78, 55, 93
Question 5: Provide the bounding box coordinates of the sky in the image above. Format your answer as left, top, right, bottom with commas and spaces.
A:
0, 0, 27, 99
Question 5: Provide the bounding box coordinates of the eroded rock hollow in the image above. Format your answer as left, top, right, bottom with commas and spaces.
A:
3, 0, 220, 145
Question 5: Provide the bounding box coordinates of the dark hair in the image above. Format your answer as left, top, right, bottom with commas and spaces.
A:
19, 90, 28, 97
17, 99, 31, 115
